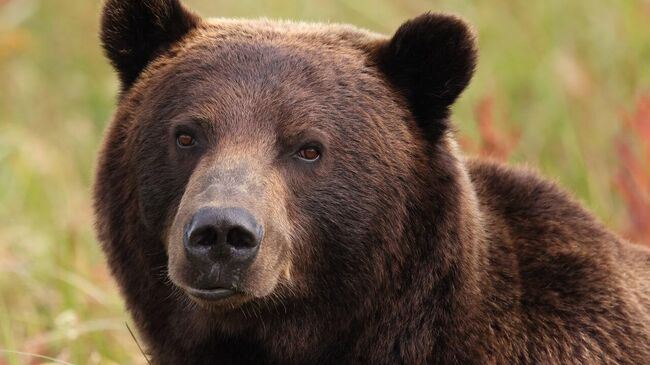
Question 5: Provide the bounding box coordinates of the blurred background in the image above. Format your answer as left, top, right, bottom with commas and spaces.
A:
0, 0, 648, 363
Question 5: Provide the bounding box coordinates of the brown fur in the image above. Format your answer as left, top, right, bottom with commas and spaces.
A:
94, 1, 650, 364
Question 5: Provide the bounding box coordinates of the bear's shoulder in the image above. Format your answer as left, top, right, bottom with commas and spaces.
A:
465, 157, 650, 299
466, 158, 650, 362
467, 157, 605, 235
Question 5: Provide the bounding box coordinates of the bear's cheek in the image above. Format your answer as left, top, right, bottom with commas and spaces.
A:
131, 120, 191, 233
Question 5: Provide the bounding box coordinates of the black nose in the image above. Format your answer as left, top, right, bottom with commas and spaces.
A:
184, 207, 263, 263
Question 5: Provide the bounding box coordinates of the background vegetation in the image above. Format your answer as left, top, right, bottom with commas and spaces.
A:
0, 0, 648, 363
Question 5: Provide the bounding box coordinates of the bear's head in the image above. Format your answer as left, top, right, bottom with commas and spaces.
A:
96, 0, 477, 339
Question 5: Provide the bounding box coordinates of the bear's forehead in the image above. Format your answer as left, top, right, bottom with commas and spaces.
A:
135, 19, 399, 128
156, 19, 386, 77
140, 18, 389, 94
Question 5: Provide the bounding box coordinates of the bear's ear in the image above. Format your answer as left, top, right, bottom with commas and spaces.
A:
100, 0, 201, 90
373, 13, 477, 141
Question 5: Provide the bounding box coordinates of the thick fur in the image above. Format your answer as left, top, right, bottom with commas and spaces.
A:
94, 1, 650, 364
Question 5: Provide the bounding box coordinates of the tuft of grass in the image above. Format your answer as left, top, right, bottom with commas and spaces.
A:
0, 0, 648, 363
459, 95, 520, 160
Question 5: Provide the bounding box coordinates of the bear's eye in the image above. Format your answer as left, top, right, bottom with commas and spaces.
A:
176, 133, 196, 148
296, 146, 321, 162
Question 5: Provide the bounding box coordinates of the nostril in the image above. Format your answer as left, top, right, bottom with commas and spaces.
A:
189, 226, 219, 248
184, 207, 262, 260
226, 226, 258, 249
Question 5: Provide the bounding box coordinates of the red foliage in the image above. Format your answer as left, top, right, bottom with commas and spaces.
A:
461, 96, 519, 160
614, 94, 650, 245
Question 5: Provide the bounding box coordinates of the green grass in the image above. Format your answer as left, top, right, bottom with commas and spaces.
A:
0, 0, 648, 363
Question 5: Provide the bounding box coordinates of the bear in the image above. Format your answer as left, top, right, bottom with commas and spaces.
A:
93, 0, 650, 364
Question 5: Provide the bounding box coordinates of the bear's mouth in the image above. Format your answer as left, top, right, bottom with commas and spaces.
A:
185, 287, 240, 302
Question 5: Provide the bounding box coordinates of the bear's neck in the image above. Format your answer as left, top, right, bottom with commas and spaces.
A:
367, 138, 490, 363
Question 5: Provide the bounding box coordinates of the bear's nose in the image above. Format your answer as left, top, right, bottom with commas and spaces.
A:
184, 207, 263, 264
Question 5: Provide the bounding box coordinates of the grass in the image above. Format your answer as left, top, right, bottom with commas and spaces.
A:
0, 0, 648, 363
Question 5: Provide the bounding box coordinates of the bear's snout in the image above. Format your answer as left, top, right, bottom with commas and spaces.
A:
176, 206, 264, 302
184, 206, 263, 268
166, 160, 292, 307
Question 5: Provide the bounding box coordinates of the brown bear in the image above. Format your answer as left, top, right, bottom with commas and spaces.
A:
94, 0, 650, 364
